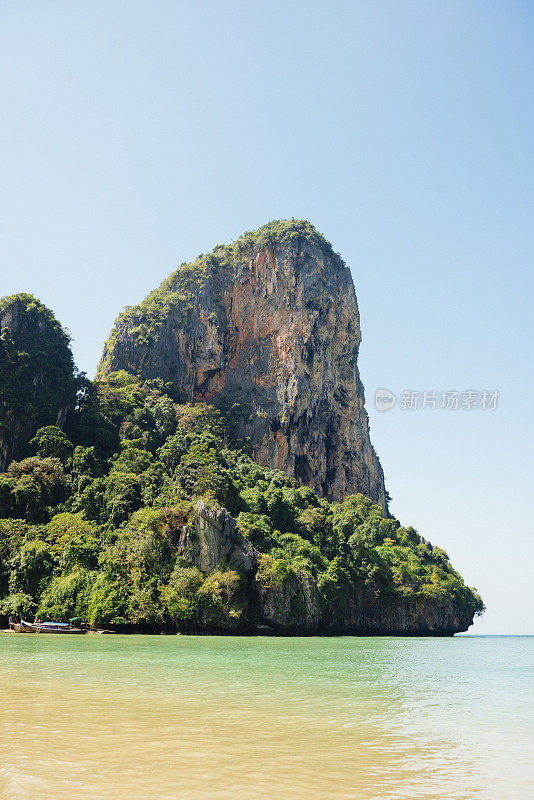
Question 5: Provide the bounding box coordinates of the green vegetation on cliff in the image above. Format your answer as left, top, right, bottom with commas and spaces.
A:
103, 260, 209, 353
0, 294, 78, 469
233, 219, 337, 258
0, 368, 483, 631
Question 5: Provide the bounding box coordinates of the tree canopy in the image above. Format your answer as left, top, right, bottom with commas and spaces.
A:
0, 294, 78, 468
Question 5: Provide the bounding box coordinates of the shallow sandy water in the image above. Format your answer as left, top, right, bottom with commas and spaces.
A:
0, 634, 532, 799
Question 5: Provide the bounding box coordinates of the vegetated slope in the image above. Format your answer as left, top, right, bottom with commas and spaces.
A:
0, 365, 483, 634
0, 294, 78, 471
98, 220, 387, 510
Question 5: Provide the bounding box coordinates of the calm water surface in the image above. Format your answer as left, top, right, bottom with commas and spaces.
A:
0, 634, 532, 799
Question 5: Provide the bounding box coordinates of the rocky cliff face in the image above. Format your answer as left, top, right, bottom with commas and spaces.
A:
99, 221, 387, 510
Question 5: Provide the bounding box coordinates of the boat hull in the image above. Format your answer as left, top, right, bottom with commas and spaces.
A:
9, 620, 87, 634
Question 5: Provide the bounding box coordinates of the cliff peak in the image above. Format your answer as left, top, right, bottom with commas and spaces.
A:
98, 222, 387, 510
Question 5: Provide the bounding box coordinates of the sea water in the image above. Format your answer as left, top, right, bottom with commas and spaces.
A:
0, 634, 532, 799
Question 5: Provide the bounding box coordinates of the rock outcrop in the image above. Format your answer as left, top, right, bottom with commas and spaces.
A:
98, 220, 387, 510
178, 500, 473, 636
0, 294, 76, 470
179, 500, 256, 575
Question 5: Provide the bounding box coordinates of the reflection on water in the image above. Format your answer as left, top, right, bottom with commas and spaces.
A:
0, 635, 532, 799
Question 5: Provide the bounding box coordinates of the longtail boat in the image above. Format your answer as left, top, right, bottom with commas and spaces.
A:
9, 618, 87, 634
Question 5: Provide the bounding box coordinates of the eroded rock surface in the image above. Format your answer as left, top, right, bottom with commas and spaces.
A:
98, 222, 387, 510
179, 499, 257, 575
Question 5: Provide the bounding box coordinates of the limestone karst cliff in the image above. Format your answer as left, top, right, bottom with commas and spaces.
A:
0, 295, 483, 634
98, 220, 387, 510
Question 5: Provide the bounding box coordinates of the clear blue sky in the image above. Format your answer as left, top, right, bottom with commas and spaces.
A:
1, 1, 532, 633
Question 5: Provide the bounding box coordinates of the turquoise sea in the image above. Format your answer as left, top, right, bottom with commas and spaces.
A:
0, 634, 532, 799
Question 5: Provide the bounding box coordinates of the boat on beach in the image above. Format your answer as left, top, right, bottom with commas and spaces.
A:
9, 618, 87, 634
